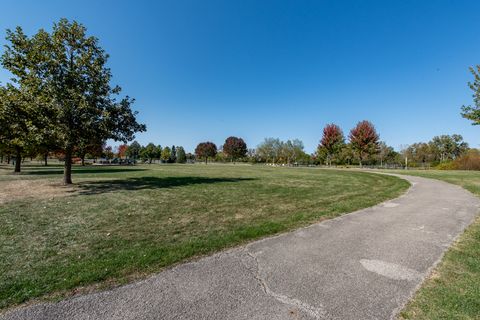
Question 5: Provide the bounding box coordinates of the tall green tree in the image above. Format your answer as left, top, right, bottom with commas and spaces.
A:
176, 146, 186, 163
461, 65, 480, 125
170, 145, 177, 163
156, 145, 162, 162
256, 138, 281, 164
161, 146, 171, 162
2, 19, 145, 183
142, 143, 157, 164
126, 141, 141, 162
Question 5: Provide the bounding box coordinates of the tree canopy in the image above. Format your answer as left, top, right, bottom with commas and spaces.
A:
318, 124, 345, 166
195, 142, 217, 164
222, 136, 247, 162
1, 19, 145, 183
461, 65, 480, 125
349, 120, 379, 166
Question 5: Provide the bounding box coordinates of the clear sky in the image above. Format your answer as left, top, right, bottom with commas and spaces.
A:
1, 0, 480, 153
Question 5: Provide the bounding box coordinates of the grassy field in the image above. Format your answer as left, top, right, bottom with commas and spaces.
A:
0, 164, 409, 310
385, 170, 480, 320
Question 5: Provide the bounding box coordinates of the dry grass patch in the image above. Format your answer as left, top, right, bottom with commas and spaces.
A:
0, 179, 78, 204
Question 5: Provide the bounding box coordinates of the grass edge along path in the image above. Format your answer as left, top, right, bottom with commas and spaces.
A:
388, 170, 480, 320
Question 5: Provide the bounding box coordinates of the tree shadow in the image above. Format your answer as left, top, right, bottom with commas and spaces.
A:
26, 168, 148, 175
76, 176, 256, 195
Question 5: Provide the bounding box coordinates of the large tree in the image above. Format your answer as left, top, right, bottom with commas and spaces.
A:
430, 134, 468, 162
195, 142, 217, 164
256, 137, 281, 164
349, 120, 379, 167
377, 141, 397, 167
161, 146, 171, 163
461, 65, 480, 125
176, 146, 186, 163
126, 141, 141, 162
222, 136, 247, 163
142, 143, 158, 164
2, 19, 145, 184
317, 124, 345, 166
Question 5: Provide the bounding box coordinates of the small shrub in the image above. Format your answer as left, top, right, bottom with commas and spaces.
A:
436, 161, 457, 170
453, 149, 480, 170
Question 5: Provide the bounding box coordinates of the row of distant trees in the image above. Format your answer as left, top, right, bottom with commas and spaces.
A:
58, 120, 472, 168
122, 142, 188, 164
400, 134, 470, 168
113, 121, 389, 166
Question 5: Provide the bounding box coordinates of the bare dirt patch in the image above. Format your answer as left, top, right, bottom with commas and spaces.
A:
0, 179, 78, 204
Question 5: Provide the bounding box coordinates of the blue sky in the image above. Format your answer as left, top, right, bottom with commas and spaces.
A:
1, 0, 480, 153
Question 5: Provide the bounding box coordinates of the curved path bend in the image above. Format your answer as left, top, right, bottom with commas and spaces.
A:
2, 174, 479, 320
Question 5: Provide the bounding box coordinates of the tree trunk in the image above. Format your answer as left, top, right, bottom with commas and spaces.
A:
205, 157, 208, 165
81, 156, 85, 166
64, 148, 73, 185
14, 147, 21, 173
44, 152, 48, 166
7, 154, 10, 164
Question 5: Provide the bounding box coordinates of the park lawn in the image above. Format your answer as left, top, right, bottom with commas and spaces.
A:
0, 164, 409, 310
387, 170, 480, 320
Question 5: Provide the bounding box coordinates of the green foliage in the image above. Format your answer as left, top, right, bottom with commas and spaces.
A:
175, 146, 186, 163
0, 85, 48, 172
256, 138, 307, 165
126, 141, 141, 161
461, 65, 480, 125
402, 134, 470, 168
170, 145, 177, 163
1, 19, 145, 183
435, 161, 457, 170
161, 146, 171, 162
141, 143, 158, 163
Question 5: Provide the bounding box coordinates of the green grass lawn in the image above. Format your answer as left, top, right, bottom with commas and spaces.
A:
0, 164, 409, 310
383, 170, 480, 320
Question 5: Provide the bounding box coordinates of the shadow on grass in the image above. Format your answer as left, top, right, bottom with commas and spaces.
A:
25, 167, 148, 175
76, 176, 255, 195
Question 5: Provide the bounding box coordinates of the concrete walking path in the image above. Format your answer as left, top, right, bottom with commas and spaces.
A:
2, 174, 479, 320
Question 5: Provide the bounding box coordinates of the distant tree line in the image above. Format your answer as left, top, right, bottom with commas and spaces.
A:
118, 141, 188, 164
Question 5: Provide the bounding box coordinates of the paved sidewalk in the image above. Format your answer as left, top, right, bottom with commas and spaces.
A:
2, 175, 479, 320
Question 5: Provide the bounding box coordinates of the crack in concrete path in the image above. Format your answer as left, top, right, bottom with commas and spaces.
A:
244, 249, 326, 319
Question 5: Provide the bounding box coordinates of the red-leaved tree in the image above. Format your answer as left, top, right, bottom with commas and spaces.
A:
349, 120, 379, 167
223, 136, 247, 163
117, 144, 128, 159
195, 142, 217, 164
318, 124, 345, 166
